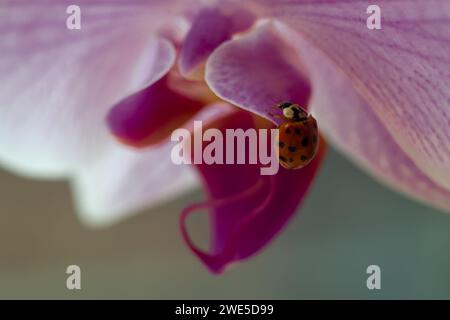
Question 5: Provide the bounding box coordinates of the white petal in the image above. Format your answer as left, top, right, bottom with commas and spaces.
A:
71, 103, 233, 226
0, 4, 176, 178
71, 140, 198, 227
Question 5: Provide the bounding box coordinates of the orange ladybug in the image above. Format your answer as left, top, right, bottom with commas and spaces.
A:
274, 102, 319, 169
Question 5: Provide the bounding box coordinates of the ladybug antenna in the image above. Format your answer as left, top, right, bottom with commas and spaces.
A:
278, 102, 293, 110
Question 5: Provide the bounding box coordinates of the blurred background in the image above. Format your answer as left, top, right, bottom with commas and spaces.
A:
0, 146, 449, 299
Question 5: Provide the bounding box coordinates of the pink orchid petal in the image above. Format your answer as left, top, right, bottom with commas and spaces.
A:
106, 75, 205, 147
73, 103, 234, 226
0, 3, 177, 178
179, 5, 255, 79
259, 0, 450, 189
205, 13, 450, 211
277, 25, 450, 212
205, 22, 311, 124
180, 110, 326, 273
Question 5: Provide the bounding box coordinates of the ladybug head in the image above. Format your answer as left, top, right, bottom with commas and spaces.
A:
278, 102, 308, 121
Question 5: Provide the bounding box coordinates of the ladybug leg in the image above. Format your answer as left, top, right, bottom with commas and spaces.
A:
267, 112, 284, 120
271, 104, 284, 112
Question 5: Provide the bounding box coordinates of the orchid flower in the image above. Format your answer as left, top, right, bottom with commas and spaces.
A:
1, 0, 449, 274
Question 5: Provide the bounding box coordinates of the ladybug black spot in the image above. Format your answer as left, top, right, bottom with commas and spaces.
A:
301, 137, 309, 147
279, 155, 287, 163
295, 128, 301, 135
279, 141, 285, 148
288, 146, 297, 153
301, 155, 308, 162
285, 128, 291, 134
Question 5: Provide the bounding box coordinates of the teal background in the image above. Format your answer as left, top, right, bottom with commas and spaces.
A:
0, 147, 449, 299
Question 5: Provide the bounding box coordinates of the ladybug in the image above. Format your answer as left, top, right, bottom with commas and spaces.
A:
273, 102, 319, 170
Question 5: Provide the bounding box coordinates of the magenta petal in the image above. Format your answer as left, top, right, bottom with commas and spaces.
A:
179, 6, 255, 78
180, 111, 326, 273
205, 22, 311, 125
107, 76, 204, 147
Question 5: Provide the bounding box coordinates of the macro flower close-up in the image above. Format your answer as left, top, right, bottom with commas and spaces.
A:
0, 0, 449, 299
